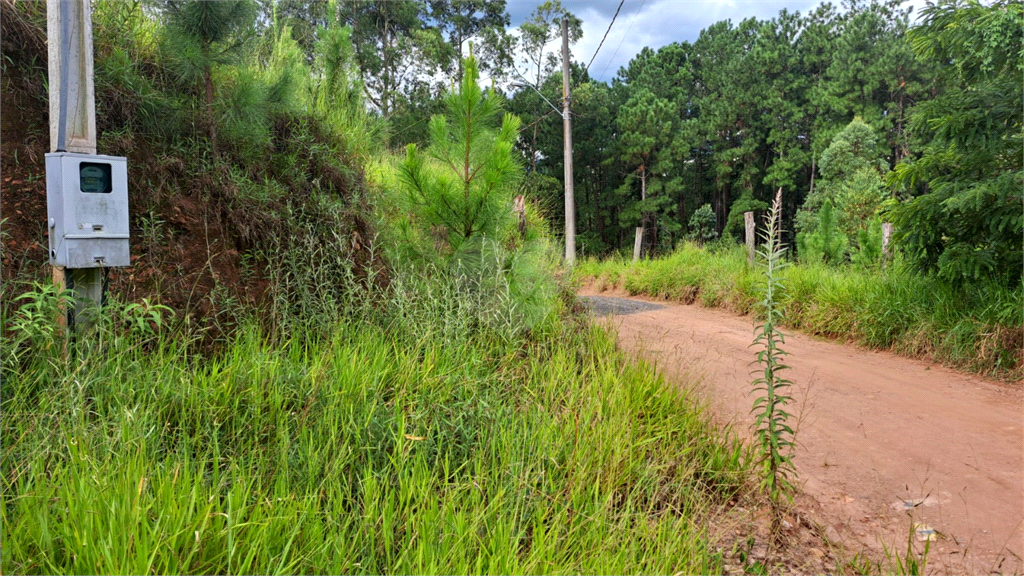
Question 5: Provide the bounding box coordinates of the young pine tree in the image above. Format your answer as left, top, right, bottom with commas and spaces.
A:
162, 1, 258, 153
398, 52, 521, 252
851, 217, 883, 268
797, 198, 847, 265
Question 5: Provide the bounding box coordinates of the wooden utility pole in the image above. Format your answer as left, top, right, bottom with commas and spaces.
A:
561, 17, 576, 265
745, 211, 755, 266
48, 0, 102, 327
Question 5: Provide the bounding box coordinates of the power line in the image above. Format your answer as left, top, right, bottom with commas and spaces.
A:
584, 0, 626, 77
598, 0, 647, 82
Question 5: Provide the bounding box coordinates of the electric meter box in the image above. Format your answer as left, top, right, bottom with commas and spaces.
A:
46, 152, 130, 268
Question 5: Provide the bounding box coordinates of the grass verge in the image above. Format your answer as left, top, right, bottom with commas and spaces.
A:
2, 282, 750, 574
577, 243, 1022, 379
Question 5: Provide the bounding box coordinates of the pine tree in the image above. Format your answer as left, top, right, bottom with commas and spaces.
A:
398, 53, 521, 251
798, 198, 847, 265
162, 1, 258, 153
888, 0, 1023, 286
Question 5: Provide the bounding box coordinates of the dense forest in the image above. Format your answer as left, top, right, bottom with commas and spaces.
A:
320, 0, 1021, 286
7, 0, 1018, 286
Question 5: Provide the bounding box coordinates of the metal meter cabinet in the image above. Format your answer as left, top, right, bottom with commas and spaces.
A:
46, 152, 130, 268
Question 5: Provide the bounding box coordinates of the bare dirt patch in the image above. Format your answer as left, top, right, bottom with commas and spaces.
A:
580, 288, 1023, 575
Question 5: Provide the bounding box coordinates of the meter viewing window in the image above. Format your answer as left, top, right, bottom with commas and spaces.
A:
79, 162, 112, 193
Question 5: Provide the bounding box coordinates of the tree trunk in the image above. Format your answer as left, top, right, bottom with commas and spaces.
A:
382, 19, 393, 119
204, 65, 216, 155
718, 181, 729, 235
895, 86, 908, 170
456, 33, 464, 81
678, 192, 686, 238
530, 122, 539, 173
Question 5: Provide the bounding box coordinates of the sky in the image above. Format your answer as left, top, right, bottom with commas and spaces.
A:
504, 0, 926, 83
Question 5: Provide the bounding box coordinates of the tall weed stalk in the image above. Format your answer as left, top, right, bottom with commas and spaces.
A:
750, 190, 796, 509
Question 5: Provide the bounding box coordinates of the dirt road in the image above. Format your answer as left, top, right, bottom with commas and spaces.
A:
580, 289, 1023, 574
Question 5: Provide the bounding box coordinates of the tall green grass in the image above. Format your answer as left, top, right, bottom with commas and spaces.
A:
577, 243, 1023, 379
2, 274, 750, 574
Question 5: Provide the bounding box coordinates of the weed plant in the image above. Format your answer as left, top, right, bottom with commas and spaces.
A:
577, 244, 1023, 379
749, 191, 796, 509
1, 271, 751, 574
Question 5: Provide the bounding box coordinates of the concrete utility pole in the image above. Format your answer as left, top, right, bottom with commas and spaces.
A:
48, 0, 102, 327
560, 17, 576, 266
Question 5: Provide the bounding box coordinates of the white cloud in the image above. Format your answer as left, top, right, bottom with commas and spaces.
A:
508, 0, 924, 83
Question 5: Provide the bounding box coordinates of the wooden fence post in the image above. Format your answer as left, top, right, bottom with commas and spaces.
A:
512, 195, 526, 240
745, 211, 755, 266
881, 222, 894, 268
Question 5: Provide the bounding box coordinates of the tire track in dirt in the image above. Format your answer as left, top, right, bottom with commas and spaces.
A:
580, 289, 1023, 575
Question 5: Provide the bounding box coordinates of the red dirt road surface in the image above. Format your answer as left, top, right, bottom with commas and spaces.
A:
580, 289, 1023, 575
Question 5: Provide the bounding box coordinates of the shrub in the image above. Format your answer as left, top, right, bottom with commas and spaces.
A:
687, 204, 718, 246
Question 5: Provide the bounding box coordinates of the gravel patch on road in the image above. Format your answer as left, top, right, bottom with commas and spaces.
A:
580, 295, 665, 316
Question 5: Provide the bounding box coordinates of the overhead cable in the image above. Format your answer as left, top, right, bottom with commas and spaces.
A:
583, 0, 626, 77
598, 0, 648, 82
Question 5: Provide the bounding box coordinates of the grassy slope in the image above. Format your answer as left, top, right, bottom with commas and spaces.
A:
577, 244, 1023, 379
1, 7, 773, 573
2, 300, 749, 574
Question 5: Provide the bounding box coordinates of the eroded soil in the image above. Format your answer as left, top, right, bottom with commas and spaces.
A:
581, 288, 1023, 575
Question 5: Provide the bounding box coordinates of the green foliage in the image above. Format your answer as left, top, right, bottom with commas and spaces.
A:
749, 191, 796, 507
216, 67, 272, 154
428, 0, 511, 83
1, 273, 751, 574
725, 191, 769, 239
262, 24, 308, 115
390, 55, 557, 335
511, 1, 938, 259
832, 167, 888, 236
93, 1, 179, 139
341, 0, 447, 120
161, 1, 258, 150
811, 0, 927, 161
884, 521, 932, 576
817, 117, 884, 183
4, 283, 73, 368
617, 89, 674, 168
687, 204, 718, 246
798, 117, 889, 242
517, 0, 582, 85
797, 198, 848, 265
310, 21, 381, 157
615, 88, 677, 256
398, 55, 521, 250
851, 217, 883, 269
887, 0, 1023, 287
3, 283, 175, 379
312, 24, 358, 108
